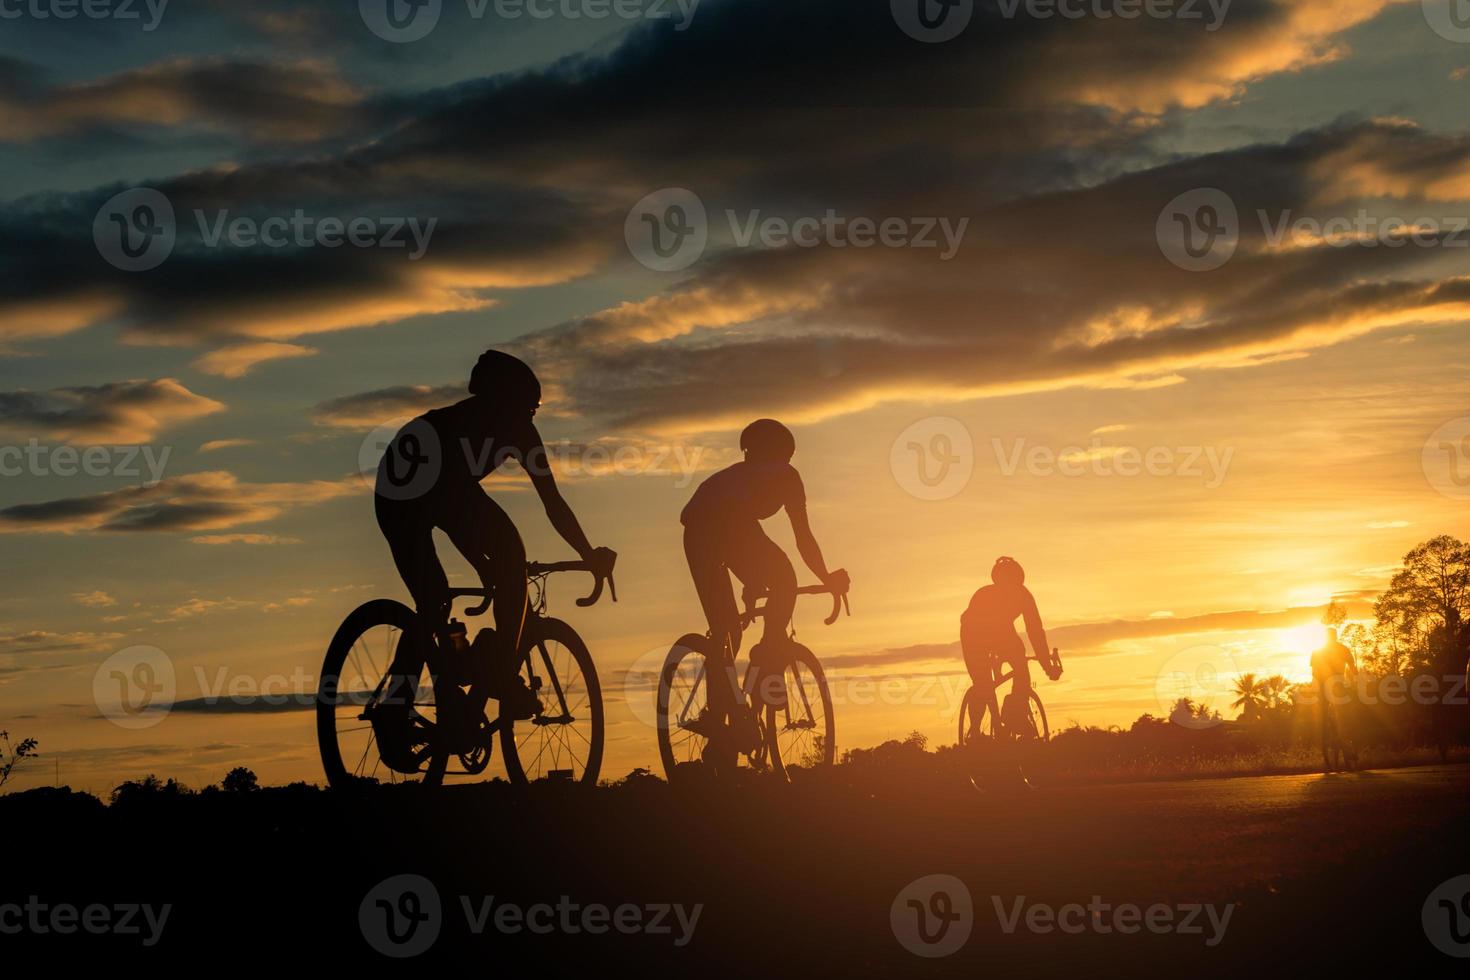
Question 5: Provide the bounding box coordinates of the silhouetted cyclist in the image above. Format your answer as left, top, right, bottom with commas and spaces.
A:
1311, 626, 1358, 773
374, 350, 614, 764
961, 557, 1061, 737
681, 419, 848, 734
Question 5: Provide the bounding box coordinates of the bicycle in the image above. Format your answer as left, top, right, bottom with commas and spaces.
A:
317, 557, 615, 788
957, 647, 1061, 787
655, 578, 849, 781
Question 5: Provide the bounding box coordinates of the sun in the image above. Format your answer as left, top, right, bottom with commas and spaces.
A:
1277, 623, 1327, 658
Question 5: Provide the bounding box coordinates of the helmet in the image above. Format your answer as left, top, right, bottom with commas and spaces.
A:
991, 556, 1024, 587
739, 419, 796, 462
468, 350, 540, 411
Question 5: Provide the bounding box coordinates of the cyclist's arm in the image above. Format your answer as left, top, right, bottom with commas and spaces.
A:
516, 424, 595, 560
1019, 589, 1052, 668
786, 475, 843, 590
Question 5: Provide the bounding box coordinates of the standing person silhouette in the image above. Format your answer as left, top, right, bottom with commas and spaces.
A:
680, 419, 848, 737
1311, 626, 1358, 773
960, 557, 1062, 739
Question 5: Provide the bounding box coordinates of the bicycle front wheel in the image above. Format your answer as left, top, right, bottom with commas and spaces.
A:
499, 617, 603, 785
766, 643, 835, 780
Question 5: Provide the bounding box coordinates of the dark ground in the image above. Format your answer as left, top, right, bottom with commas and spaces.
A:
2, 763, 1467, 971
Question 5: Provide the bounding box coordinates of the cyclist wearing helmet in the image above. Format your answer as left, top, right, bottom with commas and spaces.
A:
681, 419, 848, 704
374, 350, 614, 731
961, 557, 1061, 733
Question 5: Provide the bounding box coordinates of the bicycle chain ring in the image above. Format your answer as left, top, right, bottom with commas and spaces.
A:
456, 714, 494, 774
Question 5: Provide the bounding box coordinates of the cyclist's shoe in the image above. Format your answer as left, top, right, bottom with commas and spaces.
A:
367, 676, 425, 774
745, 642, 789, 711
732, 705, 764, 754
499, 675, 543, 721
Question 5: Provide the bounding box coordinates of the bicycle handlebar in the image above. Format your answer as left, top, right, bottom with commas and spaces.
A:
453, 553, 618, 616
744, 575, 851, 627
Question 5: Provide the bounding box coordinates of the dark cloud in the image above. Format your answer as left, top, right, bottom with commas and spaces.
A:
0, 57, 377, 144
0, 0, 1456, 436
312, 383, 465, 428
520, 119, 1470, 432
0, 378, 223, 442
0, 470, 357, 535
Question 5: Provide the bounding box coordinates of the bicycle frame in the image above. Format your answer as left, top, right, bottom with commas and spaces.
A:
436, 559, 614, 722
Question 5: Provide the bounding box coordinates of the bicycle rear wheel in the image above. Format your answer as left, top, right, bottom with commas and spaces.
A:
317, 599, 448, 788
959, 685, 1050, 789
959, 686, 1050, 743
765, 643, 835, 780
500, 618, 604, 785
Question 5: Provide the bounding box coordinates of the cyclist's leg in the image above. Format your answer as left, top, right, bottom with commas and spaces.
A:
1000, 643, 1036, 738
441, 491, 531, 709
377, 497, 450, 623
726, 526, 796, 647
683, 523, 741, 700
376, 499, 446, 688
961, 640, 999, 740
725, 527, 796, 708
373, 498, 444, 765
683, 524, 740, 654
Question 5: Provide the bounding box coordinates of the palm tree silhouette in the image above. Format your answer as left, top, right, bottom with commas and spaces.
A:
1263, 675, 1292, 710
1231, 673, 1266, 722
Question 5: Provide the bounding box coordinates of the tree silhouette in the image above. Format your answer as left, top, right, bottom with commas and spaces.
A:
1373, 535, 1470, 675
222, 767, 259, 793
0, 730, 38, 789
1231, 674, 1265, 722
